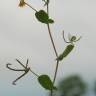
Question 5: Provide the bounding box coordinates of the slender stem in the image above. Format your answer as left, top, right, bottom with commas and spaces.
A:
47, 2, 59, 86
47, 4, 58, 58
47, 22, 60, 85
25, 2, 38, 12
46, 3, 60, 96
47, 3, 49, 16
47, 24, 58, 57
53, 60, 59, 84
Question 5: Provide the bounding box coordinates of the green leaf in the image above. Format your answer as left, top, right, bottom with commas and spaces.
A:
35, 10, 54, 24
38, 75, 57, 90
48, 19, 54, 23
57, 44, 74, 61
35, 10, 49, 24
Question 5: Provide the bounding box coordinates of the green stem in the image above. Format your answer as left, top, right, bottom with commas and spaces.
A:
47, 23, 58, 57
46, 3, 60, 96
46, 2, 58, 58
53, 60, 59, 84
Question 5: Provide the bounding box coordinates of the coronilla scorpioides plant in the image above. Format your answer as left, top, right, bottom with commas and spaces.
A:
6, 0, 81, 96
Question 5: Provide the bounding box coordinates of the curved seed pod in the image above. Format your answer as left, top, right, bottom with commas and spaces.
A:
6, 59, 31, 85
57, 44, 74, 61
12, 68, 30, 85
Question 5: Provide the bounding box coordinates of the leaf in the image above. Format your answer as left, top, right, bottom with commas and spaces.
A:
35, 10, 54, 24
57, 44, 74, 61
38, 75, 57, 90
48, 19, 54, 23
35, 10, 49, 24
